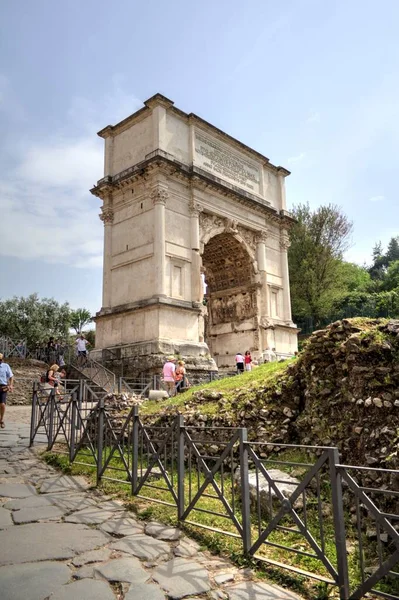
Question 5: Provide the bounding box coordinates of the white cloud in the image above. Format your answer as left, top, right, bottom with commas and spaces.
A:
369, 195, 385, 202
306, 111, 320, 123
0, 82, 142, 269
287, 152, 306, 164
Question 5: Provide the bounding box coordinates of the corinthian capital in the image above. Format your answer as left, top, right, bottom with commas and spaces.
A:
255, 230, 268, 245
99, 208, 114, 225
189, 199, 202, 217
150, 186, 168, 205
280, 234, 291, 250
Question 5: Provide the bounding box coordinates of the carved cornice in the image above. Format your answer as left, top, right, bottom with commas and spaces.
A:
99, 208, 114, 225
150, 186, 168, 206
90, 153, 298, 228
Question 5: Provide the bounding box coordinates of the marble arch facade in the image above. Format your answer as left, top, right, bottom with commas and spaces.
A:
91, 94, 298, 373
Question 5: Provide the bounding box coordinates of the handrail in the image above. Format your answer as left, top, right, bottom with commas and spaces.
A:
70, 356, 116, 394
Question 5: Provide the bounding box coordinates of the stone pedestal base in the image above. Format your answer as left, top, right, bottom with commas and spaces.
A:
91, 339, 217, 382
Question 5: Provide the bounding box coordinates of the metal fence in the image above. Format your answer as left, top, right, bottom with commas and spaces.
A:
29, 390, 399, 600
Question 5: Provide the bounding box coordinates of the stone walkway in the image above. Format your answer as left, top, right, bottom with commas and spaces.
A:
0, 415, 302, 600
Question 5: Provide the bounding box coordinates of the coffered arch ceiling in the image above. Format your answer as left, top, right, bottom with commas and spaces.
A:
202, 233, 253, 293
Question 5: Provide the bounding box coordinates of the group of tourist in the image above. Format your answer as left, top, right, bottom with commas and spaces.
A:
162, 357, 191, 397
235, 347, 277, 373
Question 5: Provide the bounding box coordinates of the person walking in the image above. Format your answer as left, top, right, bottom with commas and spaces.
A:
162, 356, 176, 397
235, 352, 245, 374
244, 350, 252, 371
42, 364, 60, 397
75, 334, 90, 366
0, 353, 14, 428
175, 360, 190, 394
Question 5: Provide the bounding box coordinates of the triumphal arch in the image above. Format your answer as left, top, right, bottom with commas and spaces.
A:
91, 94, 298, 373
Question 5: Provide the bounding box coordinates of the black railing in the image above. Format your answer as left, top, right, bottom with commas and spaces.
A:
29, 387, 399, 600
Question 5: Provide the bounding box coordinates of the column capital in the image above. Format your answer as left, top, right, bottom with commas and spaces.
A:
280, 233, 291, 250
256, 230, 268, 245
150, 186, 168, 206
99, 208, 114, 225
189, 199, 202, 217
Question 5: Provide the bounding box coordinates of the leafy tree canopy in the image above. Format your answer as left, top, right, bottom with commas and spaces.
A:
0, 294, 71, 348
70, 308, 93, 335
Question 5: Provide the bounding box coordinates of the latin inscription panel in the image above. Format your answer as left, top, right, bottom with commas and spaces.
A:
194, 130, 261, 194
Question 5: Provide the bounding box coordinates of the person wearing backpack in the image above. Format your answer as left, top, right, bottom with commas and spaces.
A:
41, 364, 60, 397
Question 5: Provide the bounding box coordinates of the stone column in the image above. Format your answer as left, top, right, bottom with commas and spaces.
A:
256, 231, 269, 316
280, 229, 292, 320
99, 202, 114, 308
278, 174, 287, 211
150, 185, 168, 298
256, 231, 269, 353
189, 199, 202, 304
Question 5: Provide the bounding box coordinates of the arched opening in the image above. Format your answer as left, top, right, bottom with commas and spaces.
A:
202, 233, 258, 368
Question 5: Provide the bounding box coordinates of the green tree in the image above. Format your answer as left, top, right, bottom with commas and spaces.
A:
383, 260, 399, 291
386, 236, 399, 264
70, 308, 93, 334
0, 294, 71, 348
288, 203, 353, 323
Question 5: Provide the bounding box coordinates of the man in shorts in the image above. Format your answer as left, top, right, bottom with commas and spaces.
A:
0, 353, 14, 428
75, 334, 90, 365
235, 352, 245, 374
162, 356, 176, 397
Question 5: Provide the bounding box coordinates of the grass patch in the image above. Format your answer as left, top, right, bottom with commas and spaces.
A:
141, 361, 292, 418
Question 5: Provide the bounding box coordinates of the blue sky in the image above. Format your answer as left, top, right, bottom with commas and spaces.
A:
1, 0, 398, 315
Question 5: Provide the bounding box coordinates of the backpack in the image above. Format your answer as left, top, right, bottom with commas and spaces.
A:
40, 371, 49, 384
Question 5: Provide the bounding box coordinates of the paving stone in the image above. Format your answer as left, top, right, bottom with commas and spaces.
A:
0, 560, 71, 600
0, 522, 109, 566
0, 505, 13, 529
65, 506, 117, 524
174, 538, 200, 557
214, 572, 235, 585
99, 499, 125, 511
110, 534, 171, 561
145, 521, 182, 541
94, 556, 150, 583
73, 564, 96, 579
124, 582, 166, 600
72, 548, 112, 567
12, 504, 65, 523
100, 514, 144, 536
40, 474, 90, 493
51, 493, 97, 512
4, 493, 57, 510
152, 557, 211, 598
0, 482, 37, 498
226, 581, 303, 599
50, 578, 115, 600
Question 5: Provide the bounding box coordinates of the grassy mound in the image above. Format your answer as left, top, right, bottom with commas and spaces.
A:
142, 318, 399, 470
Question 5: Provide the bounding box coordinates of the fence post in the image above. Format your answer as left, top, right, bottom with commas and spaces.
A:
177, 415, 185, 520
47, 389, 55, 451
69, 393, 78, 462
131, 405, 139, 495
153, 374, 158, 390
78, 379, 84, 407
29, 382, 38, 447
328, 448, 350, 600
239, 428, 251, 554
118, 377, 122, 393
96, 398, 105, 485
